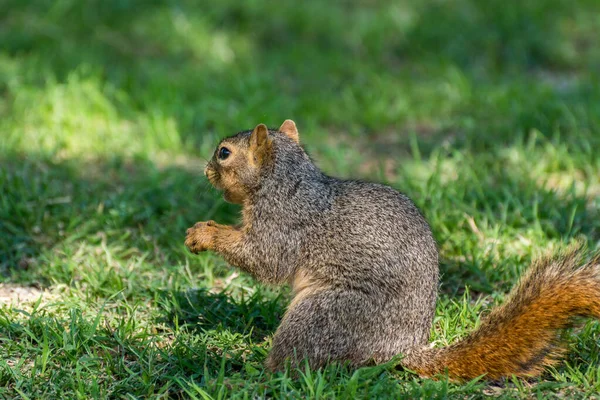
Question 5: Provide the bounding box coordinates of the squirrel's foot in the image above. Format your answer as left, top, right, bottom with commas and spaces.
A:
185, 221, 219, 253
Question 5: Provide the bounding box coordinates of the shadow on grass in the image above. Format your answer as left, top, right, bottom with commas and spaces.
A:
157, 288, 285, 339
0, 305, 265, 396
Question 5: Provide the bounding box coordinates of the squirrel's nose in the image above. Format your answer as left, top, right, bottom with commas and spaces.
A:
204, 165, 209, 176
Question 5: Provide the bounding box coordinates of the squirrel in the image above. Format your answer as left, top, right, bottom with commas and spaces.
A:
185, 120, 600, 380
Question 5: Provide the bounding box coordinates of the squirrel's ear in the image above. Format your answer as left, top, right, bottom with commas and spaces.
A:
278, 119, 299, 144
249, 123, 272, 165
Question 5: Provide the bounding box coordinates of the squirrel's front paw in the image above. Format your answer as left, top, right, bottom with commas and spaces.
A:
185, 221, 218, 253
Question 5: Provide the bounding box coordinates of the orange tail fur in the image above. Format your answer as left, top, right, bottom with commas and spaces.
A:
403, 244, 600, 380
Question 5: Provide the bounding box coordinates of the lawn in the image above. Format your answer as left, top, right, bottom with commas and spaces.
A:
1, 0, 600, 398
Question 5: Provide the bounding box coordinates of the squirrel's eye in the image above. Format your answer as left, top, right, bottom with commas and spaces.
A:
218, 147, 231, 160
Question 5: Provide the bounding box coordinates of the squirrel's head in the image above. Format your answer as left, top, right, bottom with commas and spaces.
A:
204, 119, 301, 204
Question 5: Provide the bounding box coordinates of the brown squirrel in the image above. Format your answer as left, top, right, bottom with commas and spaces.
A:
185, 120, 600, 380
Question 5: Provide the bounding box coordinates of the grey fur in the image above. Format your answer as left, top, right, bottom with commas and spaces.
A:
203, 129, 438, 369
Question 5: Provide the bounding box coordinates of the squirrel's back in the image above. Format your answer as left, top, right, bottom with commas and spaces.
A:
317, 179, 438, 290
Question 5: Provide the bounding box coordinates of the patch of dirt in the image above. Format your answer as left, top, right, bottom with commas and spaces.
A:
0, 284, 45, 305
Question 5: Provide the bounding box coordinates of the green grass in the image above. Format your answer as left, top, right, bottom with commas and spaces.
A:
1, 0, 600, 398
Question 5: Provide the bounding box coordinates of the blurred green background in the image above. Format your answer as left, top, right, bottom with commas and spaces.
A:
1, 0, 600, 398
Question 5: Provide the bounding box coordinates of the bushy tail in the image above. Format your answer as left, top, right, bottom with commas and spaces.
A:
402, 244, 600, 380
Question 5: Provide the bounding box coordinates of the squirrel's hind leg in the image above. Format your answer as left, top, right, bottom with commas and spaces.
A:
266, 289, 381, 372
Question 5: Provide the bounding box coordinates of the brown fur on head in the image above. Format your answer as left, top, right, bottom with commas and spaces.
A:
204, 121, 300, 204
